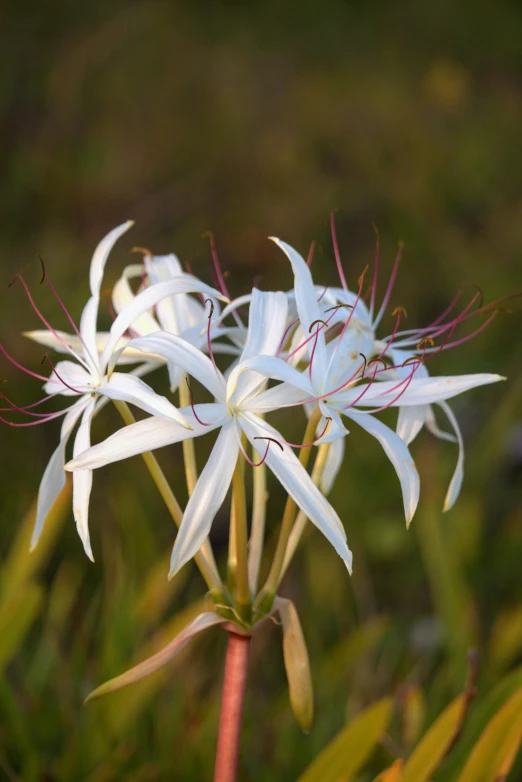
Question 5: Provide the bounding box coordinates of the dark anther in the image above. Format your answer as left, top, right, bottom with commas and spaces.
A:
324, 304, 354, 314
368, 357, 388, 371
357, 264, 370, 287
205, 298, 215, 318
253, 436, 284, 452
392, 305, 408, 318
359, 352, 368, 376
309, 319, 328, 333
402, 356, 424, 368
416, 336, 435, 350
38, 255, 46, 285
131, 246, 153, 257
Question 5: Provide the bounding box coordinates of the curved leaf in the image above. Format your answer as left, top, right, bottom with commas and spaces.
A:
275, 597, 314, 733
373, 760, 403, 782
298, 698, 393, 782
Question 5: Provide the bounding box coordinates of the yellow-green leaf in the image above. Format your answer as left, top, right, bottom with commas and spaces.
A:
298, 698, 393, 782
275, 597, 314, 733
372, 759, 403, 782
458, 687, 522, 782
0, 584, 43, 670
401, 694, 466, 782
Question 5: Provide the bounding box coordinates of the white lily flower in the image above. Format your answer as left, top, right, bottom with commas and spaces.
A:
112, 252, 246, 390
66, 288, 353, 579
5, 222, 228, 560
235, 238, 504, 524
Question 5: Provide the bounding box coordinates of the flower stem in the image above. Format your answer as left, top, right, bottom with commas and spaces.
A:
214, 630, 251, 782
178, 375, 199, 495
231, 457, 251, 623
112, 400, 223, 599
254, 406, 322, 615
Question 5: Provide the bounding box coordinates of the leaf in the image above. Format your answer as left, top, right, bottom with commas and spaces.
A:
489, 607, 522, 673
85, 611, 225, 702
401, 695, 466, 782
275, 597, 314, 733
0, 584, 43, 670
458, 687, 522, 782
373, 760, 403, 782
298, 698, 393, 782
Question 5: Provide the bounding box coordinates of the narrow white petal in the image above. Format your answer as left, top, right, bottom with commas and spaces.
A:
114, 332, 226, 402
269, 238, 328, 382
249, 382, 312, 413
79, 296, 102, 372
43, 360, 94, 397
65, 404, 227, 470
100, 278, 228, 370
320, 437, 345, 495
339, 373, 505, 408
346, 411, 420, 526
396, 404, 428, 445
90, 221, 134, 300
72, 398, 97, 561
239, 412, 352, 572
436, 402, 464, 512
112, 265, 160, 335
31, 398, 89, 549
169, 423, 239, 579
102, 372, 191, 428
227, 354, 313, 407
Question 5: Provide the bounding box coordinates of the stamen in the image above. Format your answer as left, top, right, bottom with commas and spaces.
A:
330, 212, 348, 291
205, 232, 231, 300
373, 241, 404, 328
369, 223, 380, 319
185, 377, 210, 426
204, 298, 218, 372
41, 354, 83, 394
0, 342, 48, 382
324, 304, 353, 314
39, 256, 87, 347
276, 317, 300, 357
246, 436, 284, 466
0, 389, 60, 418
277, 416, 333, 449
359, 352, 368, 377
306, 240, 316, 268
308, 319, 329, 333
0, 409, 68, 428
416, 336, 435, 350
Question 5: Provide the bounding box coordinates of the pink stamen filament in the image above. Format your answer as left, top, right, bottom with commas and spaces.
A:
42, 354, 84, 394
276, 318, 300, 357
40, 261, 89, 349
0, 408, 69, 428
369, 224, 380, 320
240, 437, 275, 467
330, 212, 348, 292
306, 240, 316, 268
204, 299, 219, 373
277, 416, 333, 448
0, 390, 62, 418
185, 378, 210, 427
373, 242, 403, 329
0, 343, 48, 382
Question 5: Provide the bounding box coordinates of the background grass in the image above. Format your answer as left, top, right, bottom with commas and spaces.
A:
0, 1, 521, 779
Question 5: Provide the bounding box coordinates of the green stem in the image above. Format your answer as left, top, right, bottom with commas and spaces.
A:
254, 406, 322, 615
178, 376, 199, 496
112, 400, 223, 599
231, 457, 251, 623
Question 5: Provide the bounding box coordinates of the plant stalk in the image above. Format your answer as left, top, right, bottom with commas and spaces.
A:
214, 630, 251, 782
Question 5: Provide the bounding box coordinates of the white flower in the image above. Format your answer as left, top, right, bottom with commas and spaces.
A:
65, 288, 353, 578
231, 238, 504, 524
9, 222, 227, 560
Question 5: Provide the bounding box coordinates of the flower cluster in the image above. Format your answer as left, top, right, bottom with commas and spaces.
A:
2, 220, 505, 628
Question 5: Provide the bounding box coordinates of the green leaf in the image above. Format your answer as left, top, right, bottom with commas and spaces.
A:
298, 698, 393, 782
401, 695, 466, 782
372, 760, 403, 782
0, 584, 43, 671
275, 597, 314, 733
458, 687, 522, 782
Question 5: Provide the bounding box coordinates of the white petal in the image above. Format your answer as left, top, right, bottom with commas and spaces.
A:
114, 332, 226, 402
43, 360, 94, 397
346, 411, 420, 525
339, 373, 505, 408
270, 238, 328, 383
169, 422, 239, 579
112, 264, 160, 335
100, 278, 228, 370
435, 402, 464, 512
227, 354, 313, 408
79, 296, 102, 372
250, 382, 312, 414
65, 404, 227, 470
102, 372, 191, 428
320, 437, 345, 495
239, 412, 352, 572
396, 404, 428, 445
72, 398, 97, 560
31, 398, 89, 549
425, 406, 457, 443
90, 221, 134, 300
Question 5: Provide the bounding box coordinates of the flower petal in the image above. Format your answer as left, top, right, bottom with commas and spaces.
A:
239, 412, 352, 572
31, 398, 89, 550
114, 332, 226, 402
434, 402, 464, 512
346, 411, 420, 526
339, 373, 505, 408
320, 437, 345, 495
100, 278, 228, 370
270, 238, 328, 382
169, 422, 239, 579
112, 264, 160, 335
72, 397, 97, 561
90, 221, 134, 299
396, 405, 428, 445
43, 360, 94, 397
249, 382, 312, 413
65, 404, 227, 471
227, 354, 313, 407
85, 612, 226, 702
102, 372, 191, 428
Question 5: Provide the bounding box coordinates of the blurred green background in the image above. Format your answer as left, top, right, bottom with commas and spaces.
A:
1, 1, 522, 779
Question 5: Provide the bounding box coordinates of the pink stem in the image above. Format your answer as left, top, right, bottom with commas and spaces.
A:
214, 630, 251, 782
